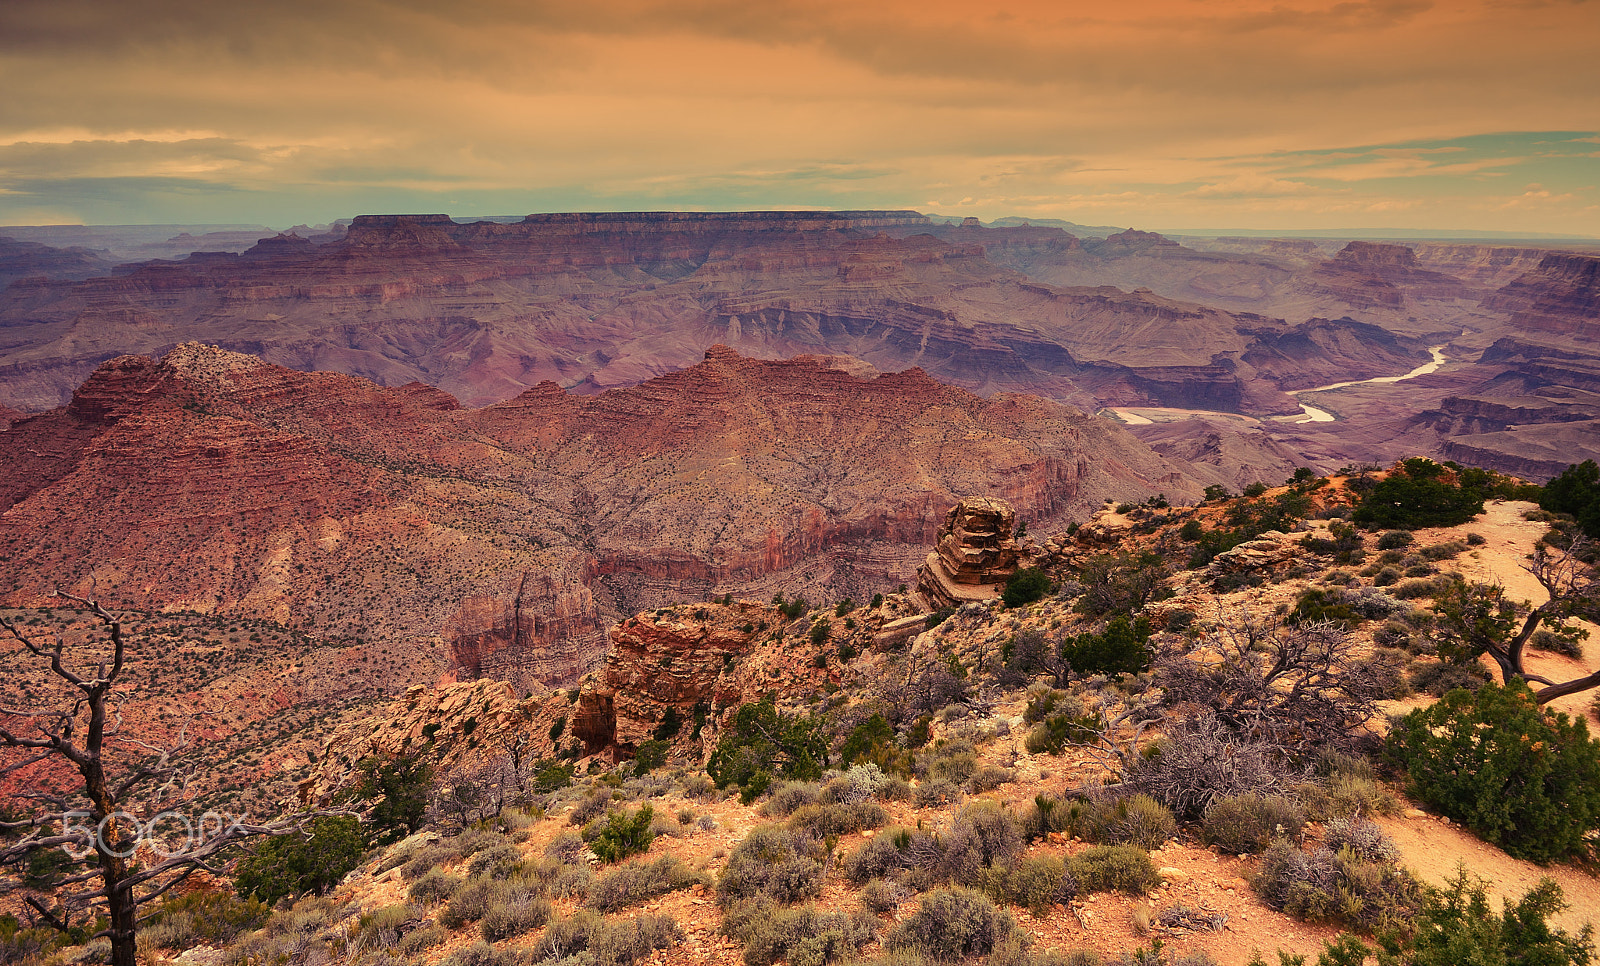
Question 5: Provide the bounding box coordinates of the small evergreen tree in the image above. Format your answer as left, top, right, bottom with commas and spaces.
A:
234, 816, 366, 906
1001, 567, 1051, 608
707, 697, 828, 803
1386, 681, 1600, 862
1542, 460, 1600, 539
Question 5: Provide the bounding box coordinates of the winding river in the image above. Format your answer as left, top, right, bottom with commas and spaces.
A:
1104, 343, 1451, 427
1287, 344, 1448, 423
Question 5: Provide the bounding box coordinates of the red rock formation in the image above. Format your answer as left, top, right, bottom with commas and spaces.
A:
1301, 242, 1466, 310
572, 600, 828, 760
917, 498, 1025, 607
0, 342, 1197, 690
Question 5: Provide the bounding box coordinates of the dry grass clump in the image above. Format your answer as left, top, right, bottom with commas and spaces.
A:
1200, 794, 1306, 855
586, 855, 702, 913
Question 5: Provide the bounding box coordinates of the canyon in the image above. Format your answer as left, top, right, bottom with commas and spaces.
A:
3, 211, 1595, 483
2, 210, 1598, 722
0, 341, 1196, 696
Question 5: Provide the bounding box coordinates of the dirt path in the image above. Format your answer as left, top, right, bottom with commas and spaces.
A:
1376, 810, 1600, 933
1382, 499, 1600, 932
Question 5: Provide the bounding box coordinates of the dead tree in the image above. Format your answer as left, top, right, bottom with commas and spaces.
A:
0, 594, 345, 966
1432, 538, 1600, 703
1155, 604, 1398, 752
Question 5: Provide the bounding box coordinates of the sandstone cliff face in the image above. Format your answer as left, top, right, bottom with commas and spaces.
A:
0, 236, 118, 289
1410, 244, 1553, 294
1240, 317, 1430, 390
571, 601, 809, 757
1487, 253, 1600, 341
1301, 242, 1466, 310
0, 343, 1198, 690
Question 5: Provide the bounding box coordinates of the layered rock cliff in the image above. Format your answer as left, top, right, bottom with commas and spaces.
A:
0, 212, 1451, 423
0, 342, 1199, 689
1487, 253, 1600, 341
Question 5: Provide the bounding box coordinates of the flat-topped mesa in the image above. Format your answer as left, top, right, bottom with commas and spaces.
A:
917, 497, 1025, 608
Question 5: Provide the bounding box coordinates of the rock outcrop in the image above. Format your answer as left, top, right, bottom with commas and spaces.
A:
917, 498, 1026, 608
572, 600, 802, 758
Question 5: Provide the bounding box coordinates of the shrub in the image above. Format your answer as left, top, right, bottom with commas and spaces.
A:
788, 801, 889, 838
1530, 628, 1585, 659
889, 889, 1016, 961
1352, 459, 1485, 531
718, 825, 829, 906
1295, 773, 1398, 822
441, 940, 516, 966
479, 893, 551, 942
544, 831, 586, 863
985, 854, 1078, 914
1027, 793, 1074, 839
407, 868, 463, 905
233, 815, 366, 906
584, 805, 656, 863
839, 715, 911, 774
143, 891, 270, 951
1376, 531, 1414, 551
570, 789, 614, 826
587, 855, 700, 913
399, 843, 455, 881
397, 926, 445, 954
943, 802, 1026, 886
1251, 840, 1419, 932
1386, 681, 1600, 862
1060, 616, 1153, 678
1003, 569, 1052, 608
465, 842, 523, 878
1076, 795, 1176, 850
762, 781, 822, 818
1067, 845, 1160, 895
633, 739, 669, 774
1390, 868, 1596, 966
439, 876, 501, 928
1541, 460, 1600, 539
1124, 714, 1300, 821
916, 738, 980, 784
1025, 707, 1104, 757
533, 910, 681, 966
1076, 551, 1170, 617
1407, 659, 1490, 696
1391, 576, 1452, 599
860, 878, 904, 914
1419, 540, 1468, 562
1200, 794, 1306, 855
723, 901, 876, 966
826, 763, 893, 803
1322, 817, 1398, 864
844, 826, 943, 886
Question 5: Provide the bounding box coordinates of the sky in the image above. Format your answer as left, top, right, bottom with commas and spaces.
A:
1, 0, 1597, 235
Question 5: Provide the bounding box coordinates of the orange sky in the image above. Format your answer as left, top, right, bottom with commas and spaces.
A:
1, 0, 1596, 233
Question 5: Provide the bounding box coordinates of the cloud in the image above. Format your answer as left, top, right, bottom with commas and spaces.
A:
1, 2, 1598, 233
1188, 175, 1323, 198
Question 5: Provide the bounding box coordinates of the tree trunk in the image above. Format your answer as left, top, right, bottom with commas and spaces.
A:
106, 874, 138, 966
